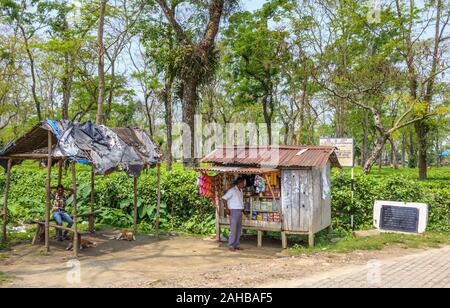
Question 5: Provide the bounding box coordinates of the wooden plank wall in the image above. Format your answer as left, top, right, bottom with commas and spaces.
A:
298, 170, 312, 231
281, 169, 313, 232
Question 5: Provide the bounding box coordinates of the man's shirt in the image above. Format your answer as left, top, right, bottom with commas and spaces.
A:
222, 186, 244, 210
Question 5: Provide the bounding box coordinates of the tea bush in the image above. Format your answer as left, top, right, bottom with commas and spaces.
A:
0, 163, 449, 234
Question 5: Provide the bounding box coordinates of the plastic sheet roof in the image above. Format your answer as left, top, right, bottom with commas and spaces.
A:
0, 120, 160, 176
201, 145, 341, 169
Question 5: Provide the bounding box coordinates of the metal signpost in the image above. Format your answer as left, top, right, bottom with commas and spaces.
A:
320, 138, 355, 228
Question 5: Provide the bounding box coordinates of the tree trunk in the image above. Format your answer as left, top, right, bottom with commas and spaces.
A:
363, 134, 388, 174
335, 101, 345, 138
362, 109, 369, 167
62, 53, 71, 120
182, 76, 198, 168
144, 94, 154, 138
401, 132, 406, 167
19, 26, 42, 121
296, 84, 307, 145
163, 76, 174, 171
389, 137, 398, 169
96, 0, 107, 125
415, 121, 428, 180
106, 58, 116, 120
408, 130, 416, 168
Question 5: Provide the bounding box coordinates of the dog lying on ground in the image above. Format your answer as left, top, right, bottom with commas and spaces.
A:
66, 238, 96, 251
115, 229, 136, 241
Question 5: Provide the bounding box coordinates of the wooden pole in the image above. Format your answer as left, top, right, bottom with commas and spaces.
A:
215, 184, 220, 242
57, 160, 63, 186
45, 131, 52, 252
2, 159, 12, 243
133, 175, 138, 234
156, 163, 161, 238
71, 162, 79, 258
89, 166, 95, 233
264, 174, 277, 200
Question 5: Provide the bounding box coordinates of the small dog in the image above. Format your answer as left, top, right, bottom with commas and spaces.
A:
116, 229, 136, 241
66, 238, 96, 251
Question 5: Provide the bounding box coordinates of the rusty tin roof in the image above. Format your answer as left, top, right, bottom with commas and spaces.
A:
201, 145, 341, 169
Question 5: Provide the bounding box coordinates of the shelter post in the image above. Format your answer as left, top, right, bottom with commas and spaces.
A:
89, 166, 95, 233
133, 175, 138, 234
2, 159, 12, 243
214, 186, 220, 241
45, 131, 52, 252
71, 162, 79, 257
156, 163, 161, 238
57, 160, 63, 186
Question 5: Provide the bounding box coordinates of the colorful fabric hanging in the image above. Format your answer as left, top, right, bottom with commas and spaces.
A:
198, 173, 222, 206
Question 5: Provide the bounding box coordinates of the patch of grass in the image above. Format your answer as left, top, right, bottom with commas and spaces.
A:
0, 228, 35, 251
289, 231, 450, 255
0, 272, 14, 284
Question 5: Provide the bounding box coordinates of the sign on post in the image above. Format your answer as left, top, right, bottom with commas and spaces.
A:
373, 201, 428, 234
319, 138, 354, 167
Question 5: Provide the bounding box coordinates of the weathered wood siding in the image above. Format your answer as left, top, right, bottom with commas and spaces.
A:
281, 163, 332, 233
321, 162, 332, 230
281, 169, 313, 232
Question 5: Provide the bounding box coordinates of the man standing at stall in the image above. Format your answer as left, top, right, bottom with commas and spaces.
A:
222, 178, 245, 251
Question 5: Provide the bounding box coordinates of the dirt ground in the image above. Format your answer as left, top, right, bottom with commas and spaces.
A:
0, 229, 440, 288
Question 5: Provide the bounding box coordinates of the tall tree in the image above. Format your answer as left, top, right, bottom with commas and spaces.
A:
155, 0, 237, 167
96, 0, 107, 125
394, 0, 450, 180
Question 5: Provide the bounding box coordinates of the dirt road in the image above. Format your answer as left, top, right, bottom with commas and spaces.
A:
0, 230, 446, 288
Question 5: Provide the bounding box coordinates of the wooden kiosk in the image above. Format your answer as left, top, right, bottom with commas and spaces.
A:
196, 145, 341, 248
0, 121, 161, 257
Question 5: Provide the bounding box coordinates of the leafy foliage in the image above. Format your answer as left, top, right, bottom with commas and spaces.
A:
1, 164, 448, 236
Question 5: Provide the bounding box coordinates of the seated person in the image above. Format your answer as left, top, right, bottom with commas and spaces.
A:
51, 184, 74, 241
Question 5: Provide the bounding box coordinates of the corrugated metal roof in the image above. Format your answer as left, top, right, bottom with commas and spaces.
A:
195, 166, 280, 174
201, 145, 341, 169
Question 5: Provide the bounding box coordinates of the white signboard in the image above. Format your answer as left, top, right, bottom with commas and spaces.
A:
373, 201, 428, 234
319, 138, 354, 167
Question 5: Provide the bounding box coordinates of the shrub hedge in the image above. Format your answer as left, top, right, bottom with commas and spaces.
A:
0, 163, 448, 234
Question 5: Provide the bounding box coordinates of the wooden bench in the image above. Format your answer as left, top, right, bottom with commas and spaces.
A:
30, 220, 87, 249
30, 211, 98, 249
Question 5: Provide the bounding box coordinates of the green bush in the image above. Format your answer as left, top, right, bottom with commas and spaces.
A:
331, 170, 450, 232
0, 163, 215, 234
0, 163, 448, 235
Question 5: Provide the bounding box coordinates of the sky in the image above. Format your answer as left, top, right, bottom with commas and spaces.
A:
244, 0, 268, 12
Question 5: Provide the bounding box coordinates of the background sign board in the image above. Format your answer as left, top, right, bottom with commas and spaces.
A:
373, 201, 428, 234
319, 138, 354, 167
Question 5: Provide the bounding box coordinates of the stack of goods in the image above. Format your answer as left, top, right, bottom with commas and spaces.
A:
254, 175, 265, 193
262, 187, 280, 198
273, 212, 281, 222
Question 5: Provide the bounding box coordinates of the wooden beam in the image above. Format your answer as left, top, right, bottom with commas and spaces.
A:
156, 163, 161, 238
2, 159, 12, 243
133, 175, 138, 234
0, 154, 67, 160
71, 162, 79, 258
89, 166, 95, 233
45, 131, 52, 252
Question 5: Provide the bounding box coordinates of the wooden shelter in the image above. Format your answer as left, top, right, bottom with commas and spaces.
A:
0, 121, 161, 257
196, 145, 341, 248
